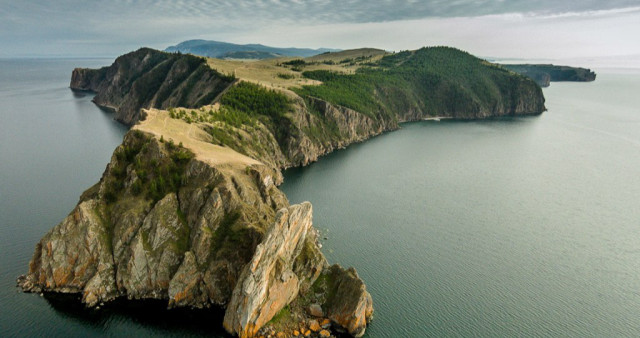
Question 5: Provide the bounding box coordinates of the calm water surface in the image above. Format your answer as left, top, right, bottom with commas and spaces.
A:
1, 60, 639, 337
281, 70, 640, 337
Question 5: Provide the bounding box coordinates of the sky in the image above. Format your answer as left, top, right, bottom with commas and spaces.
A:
1, 0, 639, 63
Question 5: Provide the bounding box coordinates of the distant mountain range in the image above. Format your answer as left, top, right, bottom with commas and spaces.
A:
165, 40, 340, 59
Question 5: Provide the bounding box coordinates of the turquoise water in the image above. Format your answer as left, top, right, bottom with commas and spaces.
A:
1, 60, 639, 337
281, 70, 640, 337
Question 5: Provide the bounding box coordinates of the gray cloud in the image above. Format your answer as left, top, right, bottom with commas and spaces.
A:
108, 0, 640, 22
1, 0, 639, 57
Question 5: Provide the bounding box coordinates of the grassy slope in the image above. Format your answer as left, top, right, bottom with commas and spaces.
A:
295, 47, 545, 120
157, 47, 544, 170
205, 48, 388, 91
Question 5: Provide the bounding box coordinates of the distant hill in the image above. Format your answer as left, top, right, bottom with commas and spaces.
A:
305, 48, 389, 62
500, 64, 596, 87
165, 40, 340, 59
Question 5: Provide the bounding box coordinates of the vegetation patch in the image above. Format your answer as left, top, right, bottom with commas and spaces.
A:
103, 131, 195, 205
220, 81, 290, 119
218, 82, 298, 150
295, 46, 543, 120
169, 106, 257, 127
268, 305, 291, 325
210, 211, 241, 255
276, 73, 296, 80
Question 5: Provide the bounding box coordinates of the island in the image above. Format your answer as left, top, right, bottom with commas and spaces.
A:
500, 64, 596, 87
19, 46, 548, 337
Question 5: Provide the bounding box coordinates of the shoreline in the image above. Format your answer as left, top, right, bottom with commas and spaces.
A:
423, 116, 453, 121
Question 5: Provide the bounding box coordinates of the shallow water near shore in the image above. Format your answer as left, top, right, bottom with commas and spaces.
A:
1, 60, 640, 337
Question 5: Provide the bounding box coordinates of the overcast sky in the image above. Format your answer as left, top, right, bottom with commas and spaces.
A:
1, 0, 639, 62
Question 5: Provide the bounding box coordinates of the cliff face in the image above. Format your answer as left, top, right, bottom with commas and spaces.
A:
284, 96, 394, 168
19, 118, 373, 337
19, 131, 286, 306
70, 48, 235, 125
501, 64, 597, 87
223, 203, 322, 337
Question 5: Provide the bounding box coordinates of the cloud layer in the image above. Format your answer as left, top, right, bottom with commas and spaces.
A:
1, 0, 639, 59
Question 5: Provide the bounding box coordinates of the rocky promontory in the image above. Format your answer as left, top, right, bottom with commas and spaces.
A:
22, 46, 552, 337
500, 64, 597, 87
19, 110, 373, 337
70, 47, 546, 168
70, 48, 236, 125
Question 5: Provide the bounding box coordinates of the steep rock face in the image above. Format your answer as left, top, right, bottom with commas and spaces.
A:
223, 202, 326, 337
19, 128, 369, 336
19, 131, 289, 308
70, 48, 235, 125
323, 265, 374, 337
17, 199, 117, 303
284, 97, 395, 168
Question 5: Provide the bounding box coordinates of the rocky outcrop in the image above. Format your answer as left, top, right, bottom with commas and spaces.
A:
19, 126, 370, 336
223, 203, 326, 337
283, 97, 396, 168
70, 48, 235, 125
323, 265, 374, 337
501, 64, 596, 87
19, 131, 289, 307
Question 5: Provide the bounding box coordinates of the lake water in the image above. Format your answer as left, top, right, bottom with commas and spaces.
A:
1, 59, 639, 337
282, 69, 640, 337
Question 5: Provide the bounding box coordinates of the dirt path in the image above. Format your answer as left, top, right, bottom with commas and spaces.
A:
134, 109, 261, 167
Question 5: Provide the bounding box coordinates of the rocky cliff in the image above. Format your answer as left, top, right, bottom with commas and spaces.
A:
70, 48, 235, 125
501, 64, 597, 87
19, 112, 373, 337
223, 203, 320, 337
